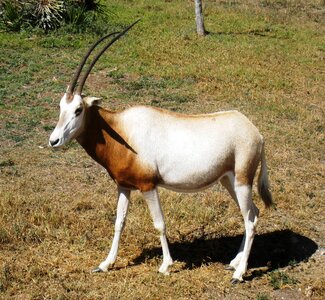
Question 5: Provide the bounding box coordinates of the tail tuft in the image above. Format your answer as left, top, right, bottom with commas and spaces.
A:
258, 145, 274, 209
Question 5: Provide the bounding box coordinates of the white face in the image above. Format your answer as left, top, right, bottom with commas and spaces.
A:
49, 94, 85, 148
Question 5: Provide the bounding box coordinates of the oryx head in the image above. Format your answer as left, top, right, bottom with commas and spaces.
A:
49, 93, 101, 148
49, 20, 139, 148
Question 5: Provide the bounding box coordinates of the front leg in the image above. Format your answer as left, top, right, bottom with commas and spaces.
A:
142, 189, 173, 275
93, 186, 130, 272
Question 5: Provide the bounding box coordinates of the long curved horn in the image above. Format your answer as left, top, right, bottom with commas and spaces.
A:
66, 31, 120, 96
75, 19, 140, 95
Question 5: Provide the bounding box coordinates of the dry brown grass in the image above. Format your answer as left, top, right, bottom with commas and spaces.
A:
1, 0, 325, 299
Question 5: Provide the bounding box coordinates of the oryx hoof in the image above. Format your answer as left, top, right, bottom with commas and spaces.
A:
92, 267, 104, 273
225, 265, 235, 270
230, 278, 242, 285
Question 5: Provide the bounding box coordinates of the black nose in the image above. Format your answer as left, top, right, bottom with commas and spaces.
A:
50, 139, 59, 147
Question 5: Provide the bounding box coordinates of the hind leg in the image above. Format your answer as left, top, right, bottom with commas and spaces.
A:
220, 173, 246, 271
231, 178, 259, 283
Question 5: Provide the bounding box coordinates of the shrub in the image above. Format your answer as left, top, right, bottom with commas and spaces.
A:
61, 0, 112, 34
0, 0, 111, 33
0, 0, 27, 32
33, 0, 64, 31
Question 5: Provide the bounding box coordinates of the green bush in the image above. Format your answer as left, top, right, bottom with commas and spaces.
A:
0, 0, 111, 33
0, 1, 28, 32
61, 0, 112, 34
33, 0, 64, 31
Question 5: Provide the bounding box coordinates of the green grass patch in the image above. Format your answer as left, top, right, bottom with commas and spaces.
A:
256, 294, 271, 300
268, 271, 299, 289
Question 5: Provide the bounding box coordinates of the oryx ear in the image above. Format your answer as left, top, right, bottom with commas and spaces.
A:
83, 96, 102, 107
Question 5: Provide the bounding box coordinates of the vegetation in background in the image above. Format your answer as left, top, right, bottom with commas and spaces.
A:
0, 0, 111, 33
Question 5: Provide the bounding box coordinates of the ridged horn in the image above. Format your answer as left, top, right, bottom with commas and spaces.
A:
75, 19, 140, 95
66, 31, 120, 96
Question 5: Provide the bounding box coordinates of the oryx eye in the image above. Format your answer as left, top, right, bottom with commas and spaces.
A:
75, 107, 83, 116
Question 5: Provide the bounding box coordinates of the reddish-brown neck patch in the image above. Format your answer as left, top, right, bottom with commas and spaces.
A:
76, 106, 158, 191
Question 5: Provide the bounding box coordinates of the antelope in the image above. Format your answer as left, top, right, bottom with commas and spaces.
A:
49, 21, 273, 283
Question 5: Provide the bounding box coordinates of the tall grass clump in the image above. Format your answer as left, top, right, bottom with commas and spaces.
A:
33, 0, 64, 31
0, 0, 111, 33
0, 0, 28, 32
62, 0, 112, 34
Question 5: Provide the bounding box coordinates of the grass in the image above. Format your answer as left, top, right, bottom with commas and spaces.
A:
268, 270, 299, 290
0, 0, 324, 299
256, 294, 270, 300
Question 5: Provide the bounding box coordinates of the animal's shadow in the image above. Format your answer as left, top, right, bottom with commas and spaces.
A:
133, 229, 317, 277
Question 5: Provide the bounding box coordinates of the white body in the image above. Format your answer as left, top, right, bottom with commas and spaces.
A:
119, 107, 261, 192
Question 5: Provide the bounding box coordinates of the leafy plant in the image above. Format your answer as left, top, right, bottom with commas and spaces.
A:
33, 0, 64, 31
77, 0, 110, 16
61, 0, 113, 34
0, 1, 25, 32
0, 0, 111, 33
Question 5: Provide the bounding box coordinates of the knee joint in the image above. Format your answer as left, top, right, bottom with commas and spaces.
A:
153, 221, 165, 233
